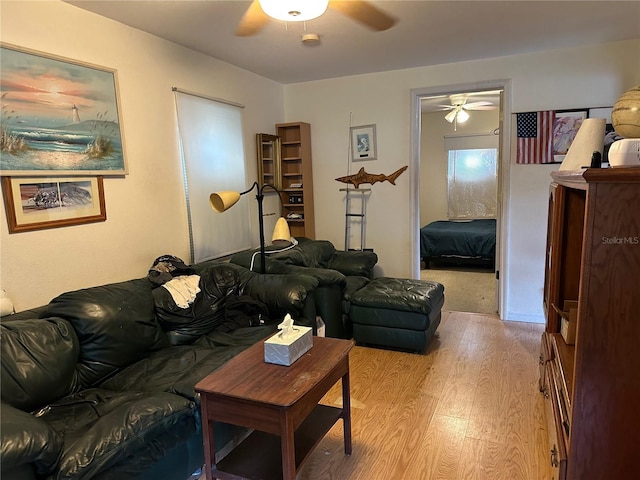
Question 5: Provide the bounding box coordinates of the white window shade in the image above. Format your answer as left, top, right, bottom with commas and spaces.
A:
444, 134, 498, 151
445, 135, 498, 220
174, 90, 252, 263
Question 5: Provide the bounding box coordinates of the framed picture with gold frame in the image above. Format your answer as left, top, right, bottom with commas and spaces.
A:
1, 43, 127, 175
2, 176, 106, 233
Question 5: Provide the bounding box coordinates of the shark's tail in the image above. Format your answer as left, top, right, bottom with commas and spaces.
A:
386, 165, 408, 185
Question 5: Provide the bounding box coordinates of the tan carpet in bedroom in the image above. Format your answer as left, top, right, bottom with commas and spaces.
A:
421, 267, 496, 315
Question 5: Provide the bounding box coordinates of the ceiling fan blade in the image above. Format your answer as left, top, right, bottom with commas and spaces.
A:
236, 0, 270, 37
466, 105, 498, 111
330, 1, 397, 31
434, 104, 456, 110
462, 101, 494, 110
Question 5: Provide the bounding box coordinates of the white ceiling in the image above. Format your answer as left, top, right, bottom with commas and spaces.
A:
67, 0, 639, 86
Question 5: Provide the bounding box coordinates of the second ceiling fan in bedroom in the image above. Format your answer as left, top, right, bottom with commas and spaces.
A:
437, 94, 497, 129
236, 0, 397, 36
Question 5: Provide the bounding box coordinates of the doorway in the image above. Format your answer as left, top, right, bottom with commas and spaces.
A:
410, 81, 512, 317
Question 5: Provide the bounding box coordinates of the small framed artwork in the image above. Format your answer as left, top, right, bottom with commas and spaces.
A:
2, 176, 106, 233
552, 109, 588, 163
0, 43, 127, 175
350, 124, 377, 161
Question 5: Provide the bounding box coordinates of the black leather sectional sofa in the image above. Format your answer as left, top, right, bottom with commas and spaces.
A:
1, 240, 443, 480
0, 261, 319, 480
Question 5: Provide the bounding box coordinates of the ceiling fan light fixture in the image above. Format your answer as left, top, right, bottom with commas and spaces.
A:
456, 109, 470, 123
444, 106, 470, 124
444, 109, 457, 123
259, 0, 329, 22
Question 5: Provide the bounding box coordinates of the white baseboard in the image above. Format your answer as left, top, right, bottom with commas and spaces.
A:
503, 312, 545, 323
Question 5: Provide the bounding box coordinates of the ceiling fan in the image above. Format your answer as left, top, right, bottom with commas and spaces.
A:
236, 0, 397, 37
437, 94, 496, 125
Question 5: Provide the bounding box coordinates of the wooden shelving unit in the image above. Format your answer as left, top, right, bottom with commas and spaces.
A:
256, 133, 281, 189
275, 122, 315, 239
539, 167, 640, 480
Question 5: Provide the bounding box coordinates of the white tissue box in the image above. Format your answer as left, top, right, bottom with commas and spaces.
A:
264, 326, 313, 366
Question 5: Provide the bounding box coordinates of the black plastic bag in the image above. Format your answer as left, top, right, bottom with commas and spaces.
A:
224, 295, 270, 329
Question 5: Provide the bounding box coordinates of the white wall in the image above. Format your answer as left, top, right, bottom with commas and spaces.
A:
283, 39, 640, 322
0, 1, 285, 310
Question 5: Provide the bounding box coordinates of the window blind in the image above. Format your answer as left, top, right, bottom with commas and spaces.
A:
444, 134, 498, 220
174, 89, 252, 263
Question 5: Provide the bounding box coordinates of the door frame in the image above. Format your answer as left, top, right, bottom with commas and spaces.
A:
409, 79, 512, 318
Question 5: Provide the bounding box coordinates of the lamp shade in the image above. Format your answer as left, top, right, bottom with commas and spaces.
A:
445, 107, 471, 125
259, 0, 329, 21
558, 118, 606, 171
456, 109, 470, 123
445, 109, 457, 123
209, 191, 241, 212
271, 217, 293, 246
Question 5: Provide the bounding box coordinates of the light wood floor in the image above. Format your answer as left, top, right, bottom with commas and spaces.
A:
298, 311, 552, 480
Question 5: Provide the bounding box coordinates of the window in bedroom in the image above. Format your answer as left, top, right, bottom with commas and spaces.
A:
445, 135, 498, 219
174, 89, 252, 263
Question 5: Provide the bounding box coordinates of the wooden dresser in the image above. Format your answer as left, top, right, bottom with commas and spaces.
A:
539, 167, 640, 480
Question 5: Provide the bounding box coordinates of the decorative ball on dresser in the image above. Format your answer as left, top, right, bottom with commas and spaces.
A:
612, 84, 640, 138
609, 85, 640, 167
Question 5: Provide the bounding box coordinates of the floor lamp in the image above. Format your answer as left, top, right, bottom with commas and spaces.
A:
210, 182, 293, 272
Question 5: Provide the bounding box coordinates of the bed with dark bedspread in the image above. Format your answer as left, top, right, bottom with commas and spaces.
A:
420, 219, 496, 266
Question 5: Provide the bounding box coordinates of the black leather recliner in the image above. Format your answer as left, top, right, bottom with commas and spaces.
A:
230, 237, 378, 339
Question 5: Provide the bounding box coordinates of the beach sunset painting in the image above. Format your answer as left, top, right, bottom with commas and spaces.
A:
1, 45, 127, 175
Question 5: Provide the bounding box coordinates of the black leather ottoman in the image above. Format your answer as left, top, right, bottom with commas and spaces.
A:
349, 277, 445, 353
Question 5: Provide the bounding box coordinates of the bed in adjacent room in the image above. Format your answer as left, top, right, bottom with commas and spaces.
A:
420, 219, 496, 268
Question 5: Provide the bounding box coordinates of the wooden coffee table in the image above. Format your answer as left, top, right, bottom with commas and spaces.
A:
195, 336, 354, 480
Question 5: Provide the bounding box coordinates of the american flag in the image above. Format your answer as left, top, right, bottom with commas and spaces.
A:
516, 111, 555, 164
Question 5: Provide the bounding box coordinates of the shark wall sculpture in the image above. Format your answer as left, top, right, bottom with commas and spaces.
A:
335, 166, 408, 189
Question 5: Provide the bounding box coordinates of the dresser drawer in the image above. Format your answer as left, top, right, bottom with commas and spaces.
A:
550, 361, 571, 446
538, 333, 549, 393
543, 365, 567, 480
539, 333, 552, 393
550, 334, 573, 416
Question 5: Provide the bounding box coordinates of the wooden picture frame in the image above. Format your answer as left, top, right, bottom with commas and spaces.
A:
552, 109, 588, 163
350, 124, 377, 161
2, 176, 106, 233
0, 43, 127, 175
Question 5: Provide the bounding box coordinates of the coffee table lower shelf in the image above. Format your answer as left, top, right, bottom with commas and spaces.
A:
212, 404, 343, 480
